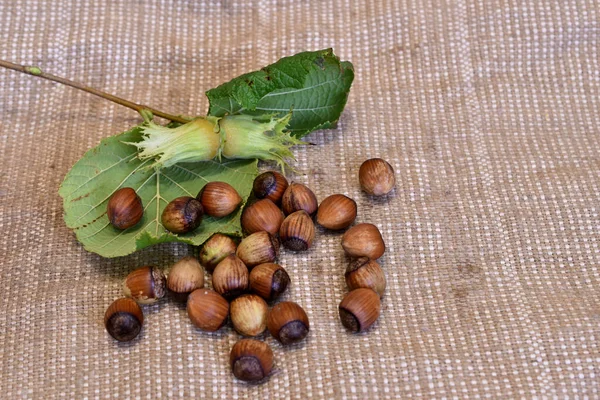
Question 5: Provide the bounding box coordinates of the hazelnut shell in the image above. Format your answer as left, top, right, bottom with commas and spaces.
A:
241, 199, 284, 235
279, 210, 315, 251
161, 196, 204, 234
187, 289, 230, 331
338, 288, 381, 333
104, 298, 144, 342
341, 223, 385, 259
267, 301, 310, 345
212, 255, 249, 300
199, 233, 237, 273
166, 256, 205, 302
345, 257, 386, 297
281, 183, 318, 216
249, 263, 290, 301
236, 232, 280, 269
107, 187, 143, 230
230, 294, 269, 336
123, 266, 166, 304
359, 158, 395, 196
316, 194, 357, 230
230, 339, 273, 382
253, 171, 289, 204
197, 181, 242, 217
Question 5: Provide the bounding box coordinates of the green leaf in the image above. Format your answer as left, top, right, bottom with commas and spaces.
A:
206, 48, 354, 137
59, 126, 257, 258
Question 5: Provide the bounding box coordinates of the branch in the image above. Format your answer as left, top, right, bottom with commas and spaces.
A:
0, 59, 191, 124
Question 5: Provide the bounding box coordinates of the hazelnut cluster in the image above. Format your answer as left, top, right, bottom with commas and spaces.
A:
104, 157, 395, 383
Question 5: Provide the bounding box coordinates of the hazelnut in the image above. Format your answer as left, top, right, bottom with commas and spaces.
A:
104, 298, 144, 342
161, 196, 203, 234
187, 289, 229, 331
166, 256, 205, 302
230, 339, 273, 382
212, 255, 249, 300
279, 210, 315, 251
281, 183, 318, 216
240, 199, 284, 235
199, 233, 237, 273
253, 171, 289, 204
341, 223, 385, 259
345, 257, 386, 297
123, 266, 166, 304
107, 187, 143, 230
338, 288, 381, 333
267, 301, 310, 345
359, 158, 395, 196
230, 294, 269, 336
196, 181, 242, 217
236, 232, 280, 269
316, 194, 357, 230
249, 263, 290, 302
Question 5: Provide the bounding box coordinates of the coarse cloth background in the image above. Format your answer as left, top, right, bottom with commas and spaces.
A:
0, 0, 599, 398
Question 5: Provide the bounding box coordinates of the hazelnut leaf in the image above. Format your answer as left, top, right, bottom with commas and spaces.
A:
59, 126, 257, 258
206, 48, 354, 137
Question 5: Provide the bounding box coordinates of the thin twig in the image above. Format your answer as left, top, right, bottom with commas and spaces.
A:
0, 59, 191, 124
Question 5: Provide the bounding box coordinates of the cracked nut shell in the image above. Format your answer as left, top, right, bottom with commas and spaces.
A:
341, 223, 385, 259
345, 257, 386, 297
279, 210, 315, 251
249, 263, 290, 302
161, 196, 204, 234
338, 288, 381, 333
230, 339, 273, 382
123, 266, 166, 304
107, 187, 143, 230
104, 298, 144, 342
241, 199, 284, 235
230, 294, 269, 337
267, 301, 310, 345
253, 171, 289, 205
316, 194, 357, 230
196, 181, 242, 217
187, 289, 229, 331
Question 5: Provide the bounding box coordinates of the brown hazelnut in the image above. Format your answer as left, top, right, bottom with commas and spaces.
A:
316, 194, 357, 230
240, 199, 284, 235
341, 223, 385, 259
123, 266, 166, 304
279, 210, 315, 251
230, 339, 273, 382
104, 298, 144, 342
236, 231, 280, 269
345, 257, 386, 297
161, 196, 203, 234
187, 288, 229, 331
166, 256, 205, 302
212, 255, 249, 300
253, 171, 289, 204
249, 263, 290, 302
196, 181, 242, 217
267, 301, 310, 345
199, 233, 237, 273
359, 158, 395, 196
230, 294, 269, 336
107, 187, 143, 230
338, 288, 381, 333
281, 183, 318, 216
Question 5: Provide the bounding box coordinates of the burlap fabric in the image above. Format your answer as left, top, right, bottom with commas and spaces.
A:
1, 0, 599, 398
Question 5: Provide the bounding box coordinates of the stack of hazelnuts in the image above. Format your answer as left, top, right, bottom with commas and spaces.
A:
103, 157, 395, 383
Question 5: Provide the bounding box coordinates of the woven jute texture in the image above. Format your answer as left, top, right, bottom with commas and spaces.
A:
1, 0, 599, 398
